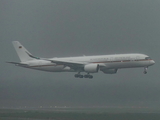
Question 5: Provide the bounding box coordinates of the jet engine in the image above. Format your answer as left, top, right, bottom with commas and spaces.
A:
84, 64, 99, 73
101, 69, 118, 74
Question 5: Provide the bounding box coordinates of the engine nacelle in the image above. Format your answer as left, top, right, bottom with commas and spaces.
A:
101, 69, 118, 74
84, 64, 99, 73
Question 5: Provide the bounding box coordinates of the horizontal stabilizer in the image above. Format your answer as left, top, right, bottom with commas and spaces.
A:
6, 61, 29, 66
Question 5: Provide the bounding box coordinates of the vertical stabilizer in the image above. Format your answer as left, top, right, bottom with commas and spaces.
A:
12, 41, 35, 62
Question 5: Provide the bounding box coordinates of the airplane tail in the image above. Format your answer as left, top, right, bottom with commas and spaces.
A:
12, 41, 35, 62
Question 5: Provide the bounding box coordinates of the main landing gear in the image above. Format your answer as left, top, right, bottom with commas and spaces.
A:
74, 74, 84, 78
84, 74, 93, 79
143, 67, 148, 74
74, 73, 93, 79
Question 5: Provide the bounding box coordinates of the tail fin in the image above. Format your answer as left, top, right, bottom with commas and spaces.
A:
12, 41, 35, 62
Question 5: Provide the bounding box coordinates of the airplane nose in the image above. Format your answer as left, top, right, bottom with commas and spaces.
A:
151, 60, 155, 65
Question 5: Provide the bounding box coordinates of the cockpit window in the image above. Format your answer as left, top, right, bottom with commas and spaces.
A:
145, 57, 151, 60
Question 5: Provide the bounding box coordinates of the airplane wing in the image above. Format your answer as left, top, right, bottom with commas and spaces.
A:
25, 52, 106, 70
6, 62, 29, 66
49, 59, 85, 66
26, 52, 87, 68
44, 59, 106, 71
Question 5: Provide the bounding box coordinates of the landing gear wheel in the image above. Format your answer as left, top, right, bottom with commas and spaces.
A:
143, 71, 147, 74
74, 74, 79, 78
84, 75, 89, 78
79, 75, 83, 78
89, 75, 93, 79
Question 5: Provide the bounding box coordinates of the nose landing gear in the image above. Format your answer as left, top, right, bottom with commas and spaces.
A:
143, 67, 148, 74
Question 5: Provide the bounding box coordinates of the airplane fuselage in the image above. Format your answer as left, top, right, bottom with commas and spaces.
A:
21, 53, 154, 73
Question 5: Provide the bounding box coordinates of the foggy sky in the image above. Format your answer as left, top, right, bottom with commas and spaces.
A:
0, 0, 160, 108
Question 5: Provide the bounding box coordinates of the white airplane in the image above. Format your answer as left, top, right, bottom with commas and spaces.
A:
7, 41, 155, 79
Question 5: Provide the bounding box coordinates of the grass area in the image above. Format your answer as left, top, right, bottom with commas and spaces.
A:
1, 108, 160, 120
